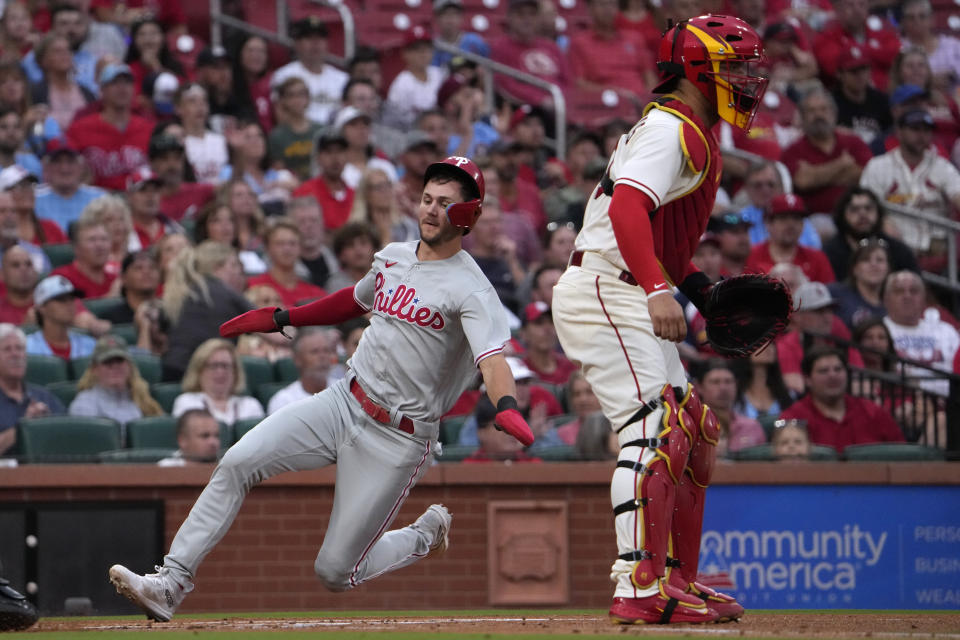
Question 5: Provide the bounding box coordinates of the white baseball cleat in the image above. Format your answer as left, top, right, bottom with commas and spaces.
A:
414, 504, 451, 556
108, 564, 192, 622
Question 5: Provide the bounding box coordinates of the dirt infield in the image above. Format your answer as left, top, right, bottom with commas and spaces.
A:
29, 612, 960, 637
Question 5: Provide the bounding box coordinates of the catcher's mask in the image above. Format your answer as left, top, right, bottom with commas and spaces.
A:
654, 15, 769, 130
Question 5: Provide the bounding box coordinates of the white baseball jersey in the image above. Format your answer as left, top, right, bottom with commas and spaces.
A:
884, 310, 960, 397
350, 241, 510, 422
575, 107, 706, 275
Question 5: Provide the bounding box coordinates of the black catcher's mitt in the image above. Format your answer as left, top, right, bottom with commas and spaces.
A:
702, 274, 792, 357
0, 578, 38, 632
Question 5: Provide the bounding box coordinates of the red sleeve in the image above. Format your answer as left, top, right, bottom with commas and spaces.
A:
776, 332, 802, 375
868, 401, 906, 442
39, 219, 67, 244
872, 28, 902, 67
848, 136, 874, 168
814, 250, 836, 283
530, 385, 563, 416
608, 185, 670, 294
813, 28, 844, 78
287, 286, 367, 327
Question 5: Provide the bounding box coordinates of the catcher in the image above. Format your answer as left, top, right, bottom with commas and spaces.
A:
552, 15, 790, 625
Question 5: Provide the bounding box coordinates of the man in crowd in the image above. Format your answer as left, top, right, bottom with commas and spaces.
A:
67, 64, 154, 191
0, 109, 41, 179
394, 131, 440, 220
149, 135, 215, 222
813, 0, 900, 89
323, 223, 379, 292
779, 347, 904, 452
342, 78, 405, 159
490, 140, 546, 233
783, 88, 873, 215
745, 194, 835, 283
24, 275, 96, 360
127, 168, 181, 248
521, 302, 577, 385
710, 212, 753, 277
271, 17, 349, 125
832, 45, 892, 145
695, 360, 765, 457
158, 409, 222, 467
99, 251, 162, 325
50, 217, 116, 300
35, 141, 105, 234
465, 196, 523, 312
0, 323, 64, 456
464, 396, 541, 463
737, 162, 821, 248
267, 328, 339, 414
293, 130, 354, 232
288, 197, 339, 288
0, 246, 38, 325
431, 0, 490, 69
194, 47, 254, 133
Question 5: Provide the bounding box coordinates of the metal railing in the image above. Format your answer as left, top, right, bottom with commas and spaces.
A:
209, 0, 356, 68
883, 200, 960, 298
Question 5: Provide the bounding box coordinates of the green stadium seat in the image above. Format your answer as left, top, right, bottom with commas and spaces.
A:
758, 414, 779, 440
83, 297, 124, 319
440, 415, 468, 445
240, 356, 274, 393
274, 358, 298, 383
216, 421, 236, 449
70, 356, 91, 380
18, 416, 121, 463
437, 444, 475, 462
111, 323, 138, 346
46, 381, 78, 408
130, 352, 161, 384
233, 417, 262, 442
733, 444, 775, 461
255, 381, 287, 409
126, 416, 178, 449
535, 445, 578, 461
99, 448, 176, 464
26, 354, 68, 385
809, 445, 840, 461
150, 382, 182, 414
42, 243, 74, 268
843, 443, 945, 461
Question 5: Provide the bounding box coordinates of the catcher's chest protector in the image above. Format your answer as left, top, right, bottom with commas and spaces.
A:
645, 97, 722, 285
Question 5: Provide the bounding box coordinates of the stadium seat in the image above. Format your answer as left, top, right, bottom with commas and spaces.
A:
111, 324, 138, 346
126, 416, 178, 449
255, 381, 288, 409
131, 352, 162, 384
437, 444, 476, 462
150, 382, 182, 414
217, 421, 236, 449
99, 448, 176, 464
732, 444, 775, 461
843, 443, 946, 461
45, 380, 78, 408
535, 444, 578, 461
70, 356, 91, 380
233, 417, 262, 443
809, 445, 840, 461
440, 415, 468, 445
18, 416, 121, 463
83, 297, 125, 319
240, 356, 274, 393
274, 358, 298, 383
26, 354, 68, 385
42, 243, 74, 268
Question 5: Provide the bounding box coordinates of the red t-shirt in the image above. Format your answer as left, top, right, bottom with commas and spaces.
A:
38, 219, 68, 245
160, 183, 216, 221
0, 295, 31, 325
813, 20, 901, 89
246, 272, 327, 309
529, 384, 563, 416
66, 112, 155, 191
779, 394, 904, 452
499, 180, 547, 233
568, 29, 653, 99
782, 132, 873, 215
293, 178, 355, 232
745, 242, 836, 283
48, 339, 72, 361
614, 12, 660, 56
524, 354, 578, 386
490, 35, 570, 106
51, 261, 119, 299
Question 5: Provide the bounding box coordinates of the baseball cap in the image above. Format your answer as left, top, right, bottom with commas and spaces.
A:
45, 138, 79, 159
91, 335, 131, 365
509, 104, 548, 131
127, 166, 163, 191
99, 63, 134, 85
195, 45, 230, 68
897, 108, 935, 129
505, 356, 535, 381
709, 211, 753, 232
766, 193, 808, 218
890, 84, 928, 107
289, 16, 329, 39
523, 301, 552, 325
148, 134, 185, 159
838, 45, 870, 71
402, 130, 439, 153
794, 281, 836, 311
697, 231, 720, 248
315, 126, 348, 150
434, 0, 464, 11
437, 73, 469, 109
331, 105, 371, 132
403, 25, 432, 48
0, 165, 37, 191
34, 275, 80, 306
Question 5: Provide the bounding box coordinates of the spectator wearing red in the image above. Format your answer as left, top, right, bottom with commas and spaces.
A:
489, 139, 547, 232
615, 0, 661, 56
490, 0, 570, 108
761, 21, 818, 89
779, 347, 904, 452
51, 217, 118, 300
463, 395, 542, 463
783, 87, 873, 215
123, 18, 185, 105
149, 134, 214, 222
231, 35, 273, 133
67, 64, 154, 192
0, 2, 37, 61
746, 194, 835, 283
569, 0, 656, 103
0, 245, 38, 325
293, 129, 355, 232
126, 167, 181, 248
521, 301, 577, 386
0, 166, 67, 245
888, 48, 960, 155
813, 0, 900, 89
711, 212, 753, 277
246, 220, 327, 308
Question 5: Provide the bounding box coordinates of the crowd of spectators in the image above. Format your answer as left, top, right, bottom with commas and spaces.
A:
0, 0, 958, 465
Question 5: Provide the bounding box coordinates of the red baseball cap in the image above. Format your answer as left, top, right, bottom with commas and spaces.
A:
523, 301, 552, 325
403, 25, 432, 48
766, 193, 807, 218
127, 166, 163, 191
838, 45, 870, 71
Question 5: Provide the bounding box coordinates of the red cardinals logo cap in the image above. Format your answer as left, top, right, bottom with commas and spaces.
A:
767, 193, 807, 217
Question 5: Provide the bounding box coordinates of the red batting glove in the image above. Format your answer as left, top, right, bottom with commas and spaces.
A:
494, 409, 535, 447
219, 307, 280, 338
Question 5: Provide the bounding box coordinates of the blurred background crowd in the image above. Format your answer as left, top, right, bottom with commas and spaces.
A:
0, 0, 957, 466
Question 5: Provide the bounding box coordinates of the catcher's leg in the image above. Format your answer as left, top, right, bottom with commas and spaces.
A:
667, 385, 745, 622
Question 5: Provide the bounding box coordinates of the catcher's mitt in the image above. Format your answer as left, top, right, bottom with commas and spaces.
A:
702, 274, 792, 357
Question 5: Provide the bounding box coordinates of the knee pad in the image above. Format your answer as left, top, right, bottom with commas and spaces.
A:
678, 384, 719, 488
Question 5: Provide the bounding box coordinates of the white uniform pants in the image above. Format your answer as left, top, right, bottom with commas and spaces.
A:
553, 261, 687, 598
163, 377, 437, 592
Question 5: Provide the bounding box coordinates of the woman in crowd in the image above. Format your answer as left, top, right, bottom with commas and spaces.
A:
0, 2, 36, 63
232, 35, 273, 132
346, 167, 419, 245
0, 61, 55, 166
574, 412, 619, 461
124, 18, 185, 104
30, 34, 94, 131
889, 47, 960, 152
172, 338, 264, 426
10, 170, 66, 244
81, 195, 137, 264
540, 221, 577, 269
733, 343, 794, 426
555, 371, 602, 445
217, 179, 266, 252
176, 83, 228, 184
160, 241, 251, 381
827, 239, 890, 330
155, 231, 191, 283
193, 201, 266, 274
69, 336, 164, 424
219, 120, 297, 202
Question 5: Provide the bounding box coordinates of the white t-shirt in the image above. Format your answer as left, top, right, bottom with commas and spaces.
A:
385, 67, 444, 128
171, 392, 265, 425
185, 131, 229, 184
271, 61, 349, 125
884, 309, 960, 397
267, 379, 311, 415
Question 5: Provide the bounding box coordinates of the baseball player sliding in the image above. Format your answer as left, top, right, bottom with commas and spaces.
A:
552, 16, 769, 625
108, 156, 534, 622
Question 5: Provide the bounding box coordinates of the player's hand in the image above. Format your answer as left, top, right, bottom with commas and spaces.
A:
649, 293, 687, 343
494, 409, 535, 447
219, 307, 280, 338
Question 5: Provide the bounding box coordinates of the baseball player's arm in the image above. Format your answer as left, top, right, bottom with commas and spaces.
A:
609, 185, 687, 342
219, 287, 367, 337
478, 353, 535, 446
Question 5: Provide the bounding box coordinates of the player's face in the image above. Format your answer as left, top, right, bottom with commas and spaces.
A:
418, 179, 464, 246
806, 356, 847, 402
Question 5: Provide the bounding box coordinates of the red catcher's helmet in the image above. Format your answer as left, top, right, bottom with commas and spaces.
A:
654, 14, 768, 130
423, 156, 485, 232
